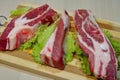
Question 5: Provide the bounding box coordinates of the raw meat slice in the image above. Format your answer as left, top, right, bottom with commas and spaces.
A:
0, 4, 58, 50
40, 11, 70, 70
74, 9, 117, 80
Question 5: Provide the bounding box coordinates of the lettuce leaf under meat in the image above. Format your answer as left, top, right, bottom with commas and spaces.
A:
32, 20, 58, 63
74, 33, 91, 75
64, 32, 76, 64
10, 7, 31, 17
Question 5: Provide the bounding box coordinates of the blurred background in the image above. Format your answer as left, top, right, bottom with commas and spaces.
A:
0, 0, 120, 23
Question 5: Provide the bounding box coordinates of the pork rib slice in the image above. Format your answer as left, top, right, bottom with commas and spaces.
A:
74, 9, 117, 80
40, 11, 70, 70
0, 4, 58, 50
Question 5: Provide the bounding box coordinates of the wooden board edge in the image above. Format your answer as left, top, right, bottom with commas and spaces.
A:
97, 18, 120, 31
0, 52, 94, 80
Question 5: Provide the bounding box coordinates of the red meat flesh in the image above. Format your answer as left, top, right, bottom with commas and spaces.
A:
0, 4, 58, 50
40, 11, 70, 70
74, 9, 117, 80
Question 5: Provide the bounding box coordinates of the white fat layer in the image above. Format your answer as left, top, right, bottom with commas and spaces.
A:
6, 6, 51, 50
77, 10, 112, 77
61, 11, 70, 29
40, 28, 57, 67
6, 18, 33, 50
6, 38, 9, 49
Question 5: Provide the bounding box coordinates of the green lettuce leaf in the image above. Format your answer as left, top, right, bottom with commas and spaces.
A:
32, 20, 58, 63
10, 7, 31, 17
32, 43, 42, 63
64, 32, 76, 63
74, 37, 91, 75
19, 24, 49, 50
70, 31, 91, 75
80, 55, 91, 75
19, 35, 37, 50
75, 42, 83, 57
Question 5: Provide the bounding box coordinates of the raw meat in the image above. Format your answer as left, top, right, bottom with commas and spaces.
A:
40, 11, 70, 70
74, 9, 117, 80
0, 4, 58, 50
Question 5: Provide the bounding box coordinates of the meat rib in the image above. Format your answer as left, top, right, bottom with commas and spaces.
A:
40, 11, 70, 70
74, 9, 117, 80
0, 4, 58, 50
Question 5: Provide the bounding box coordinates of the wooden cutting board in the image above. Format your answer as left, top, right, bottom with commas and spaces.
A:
0, 3, 120, 80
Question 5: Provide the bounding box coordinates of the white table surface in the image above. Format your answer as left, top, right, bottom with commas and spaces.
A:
0, 63, 53, 80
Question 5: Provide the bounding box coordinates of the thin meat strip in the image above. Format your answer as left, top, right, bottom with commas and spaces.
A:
40, 11, 70, 70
